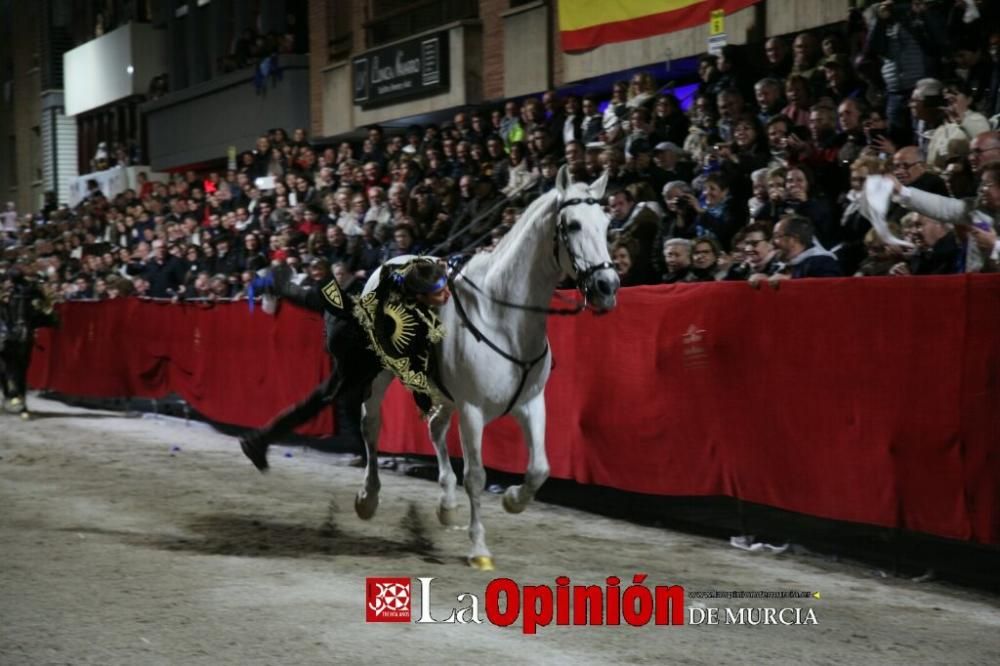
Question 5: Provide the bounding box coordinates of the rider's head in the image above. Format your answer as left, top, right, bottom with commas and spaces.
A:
402, 260, 450, 307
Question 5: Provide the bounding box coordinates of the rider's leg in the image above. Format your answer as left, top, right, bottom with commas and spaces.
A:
240, 372, 341, 471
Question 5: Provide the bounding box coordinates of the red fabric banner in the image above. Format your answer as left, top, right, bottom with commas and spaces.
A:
28, 277, 1000, 545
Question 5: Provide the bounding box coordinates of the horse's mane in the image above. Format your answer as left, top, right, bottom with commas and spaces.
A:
459, 187, 562, 285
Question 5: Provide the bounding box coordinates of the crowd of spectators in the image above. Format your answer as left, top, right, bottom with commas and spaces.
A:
2, 0, 1000, 305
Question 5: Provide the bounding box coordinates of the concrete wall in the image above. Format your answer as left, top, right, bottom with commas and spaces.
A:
64, 22, 168, 117
142, 55, 310, 171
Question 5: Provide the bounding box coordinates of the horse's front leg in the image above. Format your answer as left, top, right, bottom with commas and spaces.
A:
355, 370, 393, 520
427, 404, 459, 526
457, 405, 492, 570
503, 392, 549, 514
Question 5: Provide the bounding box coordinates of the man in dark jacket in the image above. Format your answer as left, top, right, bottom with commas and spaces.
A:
126, 239, 187, 298
761, 215, 842, 287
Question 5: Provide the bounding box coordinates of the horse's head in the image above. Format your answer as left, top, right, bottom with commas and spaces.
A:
553, 166, 620, 313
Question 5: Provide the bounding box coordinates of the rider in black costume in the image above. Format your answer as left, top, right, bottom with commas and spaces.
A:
239, 257, 451, 471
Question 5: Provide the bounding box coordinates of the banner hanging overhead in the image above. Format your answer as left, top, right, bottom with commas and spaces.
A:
558, 0, 760, 52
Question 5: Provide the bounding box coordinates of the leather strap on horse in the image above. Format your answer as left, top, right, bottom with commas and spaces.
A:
449, 277, 549, 416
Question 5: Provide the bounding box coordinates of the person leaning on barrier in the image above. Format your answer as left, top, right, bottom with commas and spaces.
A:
239, 256, 451, 472
756, 215, 843, 289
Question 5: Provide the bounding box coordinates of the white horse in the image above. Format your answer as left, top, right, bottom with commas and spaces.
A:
355, 167, 619, 569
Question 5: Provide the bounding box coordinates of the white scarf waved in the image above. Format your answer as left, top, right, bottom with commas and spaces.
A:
857, 175, 916, 249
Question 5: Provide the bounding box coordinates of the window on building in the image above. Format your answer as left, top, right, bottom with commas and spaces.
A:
328, 1, 353, 61
365, 0, 478, 48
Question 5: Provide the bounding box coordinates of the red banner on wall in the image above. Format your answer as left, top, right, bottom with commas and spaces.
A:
558, 0, 760, 52
29, 277, 1000, 545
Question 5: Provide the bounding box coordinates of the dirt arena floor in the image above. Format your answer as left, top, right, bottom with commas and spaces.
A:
1, 394, 998, 665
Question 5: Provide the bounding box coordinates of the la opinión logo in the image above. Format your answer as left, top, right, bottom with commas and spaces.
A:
366, 574, 684, 633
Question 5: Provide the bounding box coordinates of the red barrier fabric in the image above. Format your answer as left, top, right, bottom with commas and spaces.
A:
29, 299, 333, 434
29, 277, 1000, 544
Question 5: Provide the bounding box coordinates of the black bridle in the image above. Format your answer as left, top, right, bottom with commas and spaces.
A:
445, 194, 616, 414
555, 196, 616, 293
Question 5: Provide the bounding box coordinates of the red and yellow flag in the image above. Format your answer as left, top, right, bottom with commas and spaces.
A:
558, 0, 761, 52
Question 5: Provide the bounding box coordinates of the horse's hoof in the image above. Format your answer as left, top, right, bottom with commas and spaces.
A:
502, 487, 526, 514
436, 504, 458, 526
468, 555, 495, 571
19, 410, 30, 420
354, 492, 379, 520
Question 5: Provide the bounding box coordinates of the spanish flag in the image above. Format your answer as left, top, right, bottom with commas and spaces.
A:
558, 0, 761, 52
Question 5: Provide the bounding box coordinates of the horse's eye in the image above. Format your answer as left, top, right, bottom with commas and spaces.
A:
566, 221, 582, 233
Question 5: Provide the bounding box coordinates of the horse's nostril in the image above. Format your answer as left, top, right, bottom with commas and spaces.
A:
596, 277, 613, 296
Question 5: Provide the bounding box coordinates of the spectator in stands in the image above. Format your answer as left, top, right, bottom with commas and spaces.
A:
601, 81, 627, 146
822, 54, 866, 103
579, 95, 604, 145
659, 180, 698, 245
687, 171, 744, 250
690, 237, 723, 281
661, 238, 695, 283
652, 94, 690, 146
764, 36, 793, 81
857, 223, 906, 277
766, 215, 842, 285
889, 212, 960, 275
891, 159, 1000, 272
627, 71, 657, 110
126, 239, 186, 298
940, 79, 992, 160
839, 156, 883, 275
866, 0, 934, 134
837, 98, 869, 165
715, 89, 745, 142
765, 115, 795, 168
610, 237, 642, 287
502, 142, 537, 199
561, 94, 583, 145
728, 223, 781, 281
942, 156, 977, 199
781, 75, 813, 129
608, 188, 659, 284
891, 146, 949, 205
755, 78, 785, 126
791, 33, 824, 89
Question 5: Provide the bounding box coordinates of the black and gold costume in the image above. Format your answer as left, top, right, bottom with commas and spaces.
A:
240, 258, 447, 471
353, 257, 447, 413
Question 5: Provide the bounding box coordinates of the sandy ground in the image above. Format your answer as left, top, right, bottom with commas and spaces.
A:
1, 394, 999, 666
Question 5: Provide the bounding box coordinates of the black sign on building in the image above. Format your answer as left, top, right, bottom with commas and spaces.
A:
353, 32, 450, 109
